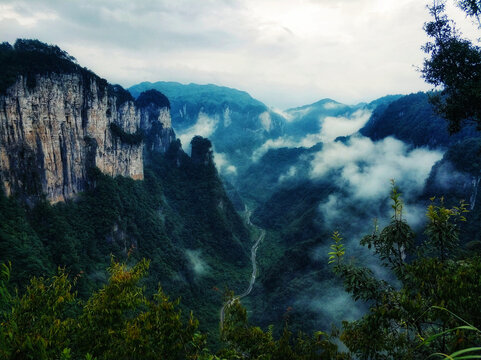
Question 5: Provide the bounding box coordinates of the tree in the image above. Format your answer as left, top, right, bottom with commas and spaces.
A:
329, 185, 481, 359
422, 0, 481, 133
219, 291, 348, 360
0, 259, 212, 360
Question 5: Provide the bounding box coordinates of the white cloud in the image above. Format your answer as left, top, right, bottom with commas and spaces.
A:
176, 112, 218, 150
310, 136, 443, 201
253, 109, 371, 159
270, 107, 293, 121
4, 0, 477, 109
320, 109, 372, 141
0, 3, 57, 26
252, 137, 298, 161
295, 282, 364, 325
278, 165, 298, 183
323, 101, 343, 110
214, 151, 237, 175
431, 161, 471, 191
223, 106, 232, 127
185, 249, 209, 276
259, 111, 272, 131
286, 106, 313, 120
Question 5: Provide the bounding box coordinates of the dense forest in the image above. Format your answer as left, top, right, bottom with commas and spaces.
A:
2, 0, 481, 359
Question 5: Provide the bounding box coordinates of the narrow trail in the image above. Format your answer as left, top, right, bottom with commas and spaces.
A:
220, 206, 265, 328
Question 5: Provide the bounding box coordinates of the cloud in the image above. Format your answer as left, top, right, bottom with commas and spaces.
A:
431, 161, 472, 191
223, 106, 232, 127
258, 111, 272, 131
252, 138, 299, 161
270, 107, 293, 122
310, 136, 443, 202
320, 109, 371, 141
295, 281, 365, 325
4, 0, 477, 108
253, 109, 371, 160
176, 112, 218, 150
185, 249, 209, 276
278, 165, 298, 183
323, 101, 343, 110
214, 151, 237, 175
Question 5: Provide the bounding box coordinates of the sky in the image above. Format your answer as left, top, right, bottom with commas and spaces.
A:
0, 0, 477, 109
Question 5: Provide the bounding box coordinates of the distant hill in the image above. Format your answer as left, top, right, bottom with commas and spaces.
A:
129, 81, 286, 181
360, 92, 479, 148
283, 95, 402, 139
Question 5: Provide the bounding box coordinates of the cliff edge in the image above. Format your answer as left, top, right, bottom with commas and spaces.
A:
0, 40, 175, 202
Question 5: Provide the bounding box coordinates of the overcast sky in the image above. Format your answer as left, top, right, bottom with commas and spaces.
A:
0, 0, 477, 109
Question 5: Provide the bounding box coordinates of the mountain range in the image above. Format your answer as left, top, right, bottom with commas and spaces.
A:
1, 39, 481, 346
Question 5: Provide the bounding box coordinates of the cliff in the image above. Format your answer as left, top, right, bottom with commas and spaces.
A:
0, 41, 175, 202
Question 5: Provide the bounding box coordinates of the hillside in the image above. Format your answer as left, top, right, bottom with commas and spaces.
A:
129, 81, 286, 181
360, 92, 479, 147
0, 40, 252, 336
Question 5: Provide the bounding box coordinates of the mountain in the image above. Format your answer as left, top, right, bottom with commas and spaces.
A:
129, 81, 286, 180
282, 95, 401, 141
284, 98, 364, 138
0, 40, 251, 336
236, 144, 322, 203
360, 92, 479, 148
0, 40, 175, 203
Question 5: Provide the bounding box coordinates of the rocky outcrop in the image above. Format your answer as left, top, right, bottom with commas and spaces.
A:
0, 73, 174, 203
190, 136, 214, 166
137, 90, 176, 156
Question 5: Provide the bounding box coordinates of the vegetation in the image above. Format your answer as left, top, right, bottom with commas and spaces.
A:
135, 89, 170, 109
0, 39, 106, 95
0, 149, 251, 339
109, 123, 144, 145
328, 184, 481, 359
360, 92, 478, 148
0, 256, 352, 360
3, 182, 480, 359
2, 0, 481, 357
422, 0, 481, 133
0, 259, 211, 360
0, 39, 133, 108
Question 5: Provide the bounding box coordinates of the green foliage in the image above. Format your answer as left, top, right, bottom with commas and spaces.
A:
422, 1, 481, 133
423, 307, 481, 359
0, 39, 134, 110
457, 0, 481, 20
424, 197, 469, 260
360, 183, 415, 276
0, 149, 251, 342
0, 39, 108, 95
0, 191, 52, 286
109, 123, 144, 145
108, 84, 134, 108
330, 185, 481, 359
0, 259, 210, 360
0, 267, 77, 359
135, 89, 170, 109
360, 92, 478, 148
328, 231, 345, 266
219, 294, 349, 359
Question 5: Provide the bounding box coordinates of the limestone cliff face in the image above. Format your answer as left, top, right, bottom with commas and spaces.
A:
0, 73, 174, 202
138, 95, 176, 155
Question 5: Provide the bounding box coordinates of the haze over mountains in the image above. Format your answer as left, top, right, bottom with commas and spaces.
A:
128, 80, 481, 333
2, 40, 481, 357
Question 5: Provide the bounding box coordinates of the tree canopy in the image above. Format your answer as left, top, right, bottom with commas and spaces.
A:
422, 0, 481, 132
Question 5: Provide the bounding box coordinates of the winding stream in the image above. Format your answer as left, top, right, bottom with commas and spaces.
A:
219, 208, 265, 328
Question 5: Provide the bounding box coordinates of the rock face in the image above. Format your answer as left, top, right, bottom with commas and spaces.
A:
0, 73, 174, 203
137, 89, 176, 156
